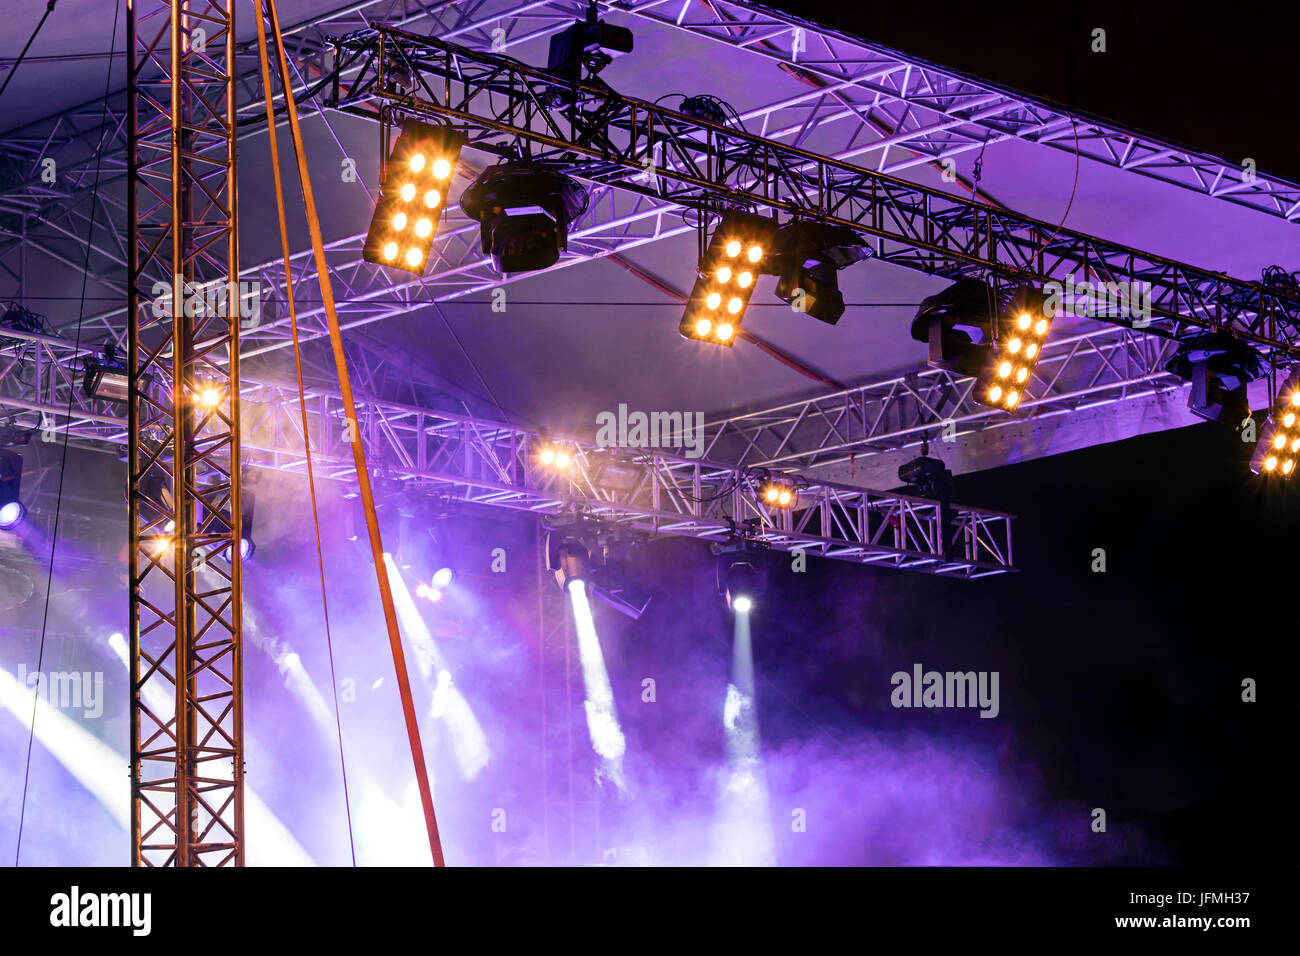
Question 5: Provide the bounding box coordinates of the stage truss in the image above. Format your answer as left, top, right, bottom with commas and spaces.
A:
126, 0, 245, 866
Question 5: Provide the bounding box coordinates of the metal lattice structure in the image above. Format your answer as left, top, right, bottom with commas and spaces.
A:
331, 24, 1300, 361
694, 325, 1185, 471
8, 345, 1017, 575
127, 0, 244, 867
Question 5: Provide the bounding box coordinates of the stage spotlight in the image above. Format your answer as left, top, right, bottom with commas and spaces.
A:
898, 453, 953, 500
239, 492, 256, 561
461, 160, 588, 273
1, 450, 25, 529
769, 220, 870, 325
550, 536, 590, 592
82, 343, 144, 404
547, 4, 633, 85
363, 121, 466, 275
1164, 331, 1263, 425
976, 285, 1053, 412
1251, 370, 1300, 478
909, 278, 997, 377
680, 210, 777, 347
716, 545, 767, 614
198, 491, 255, 562
536, 441, 574, 469
195, 383, 222, 408
431, 566, 455, 589
758, 474, 797, 509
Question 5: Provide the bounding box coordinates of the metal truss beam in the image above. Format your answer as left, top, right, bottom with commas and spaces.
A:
611, 0, 1300, 224
10, 2, 1299, 377
0, 340, 1016, 577
127, 0, 244, 868
332, 24, 1300, 362
10, 0, 1300, 274
694, 322, 1186, 471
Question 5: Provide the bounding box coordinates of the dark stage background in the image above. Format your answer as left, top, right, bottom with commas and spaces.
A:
774, 0, 1300, 188
607, 416, 1299, 866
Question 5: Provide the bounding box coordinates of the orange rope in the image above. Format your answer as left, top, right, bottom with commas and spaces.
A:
262, 0, 446, 866
253, 3, 357, 866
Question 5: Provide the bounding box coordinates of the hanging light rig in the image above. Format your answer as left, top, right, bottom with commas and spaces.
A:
1252, 369, 1300, 479
977, 285, 1053, 412
680, 210, 776, 346
363, 119, 467, 274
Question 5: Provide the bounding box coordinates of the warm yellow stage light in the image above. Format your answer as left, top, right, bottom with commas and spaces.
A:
415, 218, 432, 238
383, 242, 399, 260
706, 292, 722, 310
393, 212, 407, 230
406, 247, 423, 266
725, 240, 741, 257
747, 245, 762, 263
424, 189, 441, 208
400, 183, 416, 202
738, 271, 753, 288
433, 158, 452, 179
727, 297, 742, 314
716, 266, 732, 283
695, 318, 712, 336
717, 323, 734, 341
410, 154, 426, 173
